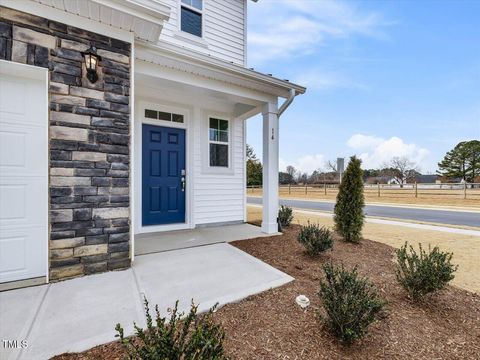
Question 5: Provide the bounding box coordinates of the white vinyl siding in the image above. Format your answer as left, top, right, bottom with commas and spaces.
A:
159, 0, 245, 65
193, 117, 245, 224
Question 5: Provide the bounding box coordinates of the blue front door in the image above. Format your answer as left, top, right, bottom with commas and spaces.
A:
142, 124, 186, 226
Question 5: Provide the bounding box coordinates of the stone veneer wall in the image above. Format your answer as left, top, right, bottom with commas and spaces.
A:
0, 7, 132, 280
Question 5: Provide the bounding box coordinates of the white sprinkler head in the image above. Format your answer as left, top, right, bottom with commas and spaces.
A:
295, 295, 310, 308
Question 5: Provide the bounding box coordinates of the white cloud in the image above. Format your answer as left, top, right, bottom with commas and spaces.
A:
248, 0, 389, 64
347, 134, 429, 169
347, 134, 383, 149
280, 154, 326, 174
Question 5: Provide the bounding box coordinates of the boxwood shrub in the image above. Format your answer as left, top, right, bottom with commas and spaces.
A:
319, 264, 385, 343
395, 242, 457, 300
115, 298, 227, 359
297, 222, 333, 256
278, 205, 294, 228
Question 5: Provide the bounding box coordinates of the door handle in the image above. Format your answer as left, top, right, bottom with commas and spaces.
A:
181, 176, 186, 192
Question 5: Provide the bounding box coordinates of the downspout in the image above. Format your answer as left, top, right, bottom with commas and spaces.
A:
278, 88, 296, 117
275, 87, 296, 232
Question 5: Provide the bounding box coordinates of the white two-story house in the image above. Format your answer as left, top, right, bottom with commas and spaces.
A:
0, 0, 305, 287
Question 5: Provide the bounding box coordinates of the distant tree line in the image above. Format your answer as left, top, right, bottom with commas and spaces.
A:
246, 140, 480, 186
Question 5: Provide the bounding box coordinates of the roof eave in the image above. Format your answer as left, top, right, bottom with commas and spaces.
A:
136, 40, 306, 98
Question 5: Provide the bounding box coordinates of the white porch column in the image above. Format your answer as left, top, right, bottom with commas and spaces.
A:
262, 101, 279, 234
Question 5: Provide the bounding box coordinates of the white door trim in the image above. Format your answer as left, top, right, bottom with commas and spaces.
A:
0, 60, 49, 284
134, 100, 195, 235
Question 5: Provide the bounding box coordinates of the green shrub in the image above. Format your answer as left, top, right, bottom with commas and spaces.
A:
278, 205, 294, 227
334, 156, 365, 243
115, 298, 227, 360
297, 222, 333, 256
395, 242, 458, 300
319, 264, 385, 343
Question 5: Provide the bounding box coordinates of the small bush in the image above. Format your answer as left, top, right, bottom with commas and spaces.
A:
297, 222, 333, 256
319, 264, 385, 343
115, 298, 227, 360
278, 205, 294, 227
395, 242, 457, 300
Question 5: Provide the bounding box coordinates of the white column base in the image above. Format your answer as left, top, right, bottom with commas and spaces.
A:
261, 221, 278, 234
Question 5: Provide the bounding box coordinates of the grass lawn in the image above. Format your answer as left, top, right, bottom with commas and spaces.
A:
54, 225, 480, 359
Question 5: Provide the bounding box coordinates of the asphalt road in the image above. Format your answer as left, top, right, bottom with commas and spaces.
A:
247, 197, 480, 228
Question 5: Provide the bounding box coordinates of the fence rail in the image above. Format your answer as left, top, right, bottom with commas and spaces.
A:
247, 183, 480, 200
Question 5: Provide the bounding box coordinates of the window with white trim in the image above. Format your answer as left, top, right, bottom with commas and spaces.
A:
209, 118, 229, 167
144, 109, 184, 123
181, 0, 203, 37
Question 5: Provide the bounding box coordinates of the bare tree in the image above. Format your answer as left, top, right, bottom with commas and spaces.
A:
285, 165, 297, 184
308, 168, 324, 183
386, 156, 420, 185
326, 160, 337, 172
296, 172, 308, 184
326, 160, 343, 183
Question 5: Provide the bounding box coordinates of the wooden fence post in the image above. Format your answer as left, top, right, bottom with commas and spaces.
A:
415, 182, 418, 198
464, 182, 467, 199
324, 183, 327, 195
378, 183, 381, 197
305, 183, 308, 195
288, 184, 291, 194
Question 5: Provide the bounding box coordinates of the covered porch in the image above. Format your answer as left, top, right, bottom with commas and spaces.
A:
134, 223, 271, 255
131, 41, 306, 250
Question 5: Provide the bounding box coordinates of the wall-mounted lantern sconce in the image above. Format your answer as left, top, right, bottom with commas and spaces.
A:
82, 44, 101, 83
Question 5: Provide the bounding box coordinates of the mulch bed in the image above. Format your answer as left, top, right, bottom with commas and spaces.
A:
54, 225, 480, 360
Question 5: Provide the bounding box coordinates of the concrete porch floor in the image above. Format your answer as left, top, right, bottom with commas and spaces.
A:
134, 223, 274, 255
0, 242, 293, 360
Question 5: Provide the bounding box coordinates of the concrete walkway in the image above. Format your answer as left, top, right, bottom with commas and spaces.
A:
0, 243, 293, 360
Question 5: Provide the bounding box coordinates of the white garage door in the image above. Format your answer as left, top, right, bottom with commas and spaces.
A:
0, 61, 48, 284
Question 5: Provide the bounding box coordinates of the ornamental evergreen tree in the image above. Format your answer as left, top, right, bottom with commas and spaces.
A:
334, 156, 365, 243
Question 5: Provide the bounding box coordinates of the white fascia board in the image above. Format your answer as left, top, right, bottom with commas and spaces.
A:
135, 40, 307, 99
2, 0, 133, 42
93, 0, 171, 23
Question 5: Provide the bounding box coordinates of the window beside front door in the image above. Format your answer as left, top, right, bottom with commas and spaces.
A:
181, 0, 203, 37
209, 117, 229, 167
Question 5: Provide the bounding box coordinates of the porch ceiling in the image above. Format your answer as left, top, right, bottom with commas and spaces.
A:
135, 69, 261, 117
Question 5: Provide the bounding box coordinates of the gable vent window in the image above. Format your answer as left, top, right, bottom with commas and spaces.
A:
145, 109, 184, 123
209, 118, 229, 167
181, 0, 203, 37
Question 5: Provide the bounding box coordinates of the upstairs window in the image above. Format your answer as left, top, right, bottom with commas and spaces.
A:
209, 118, 229, 167
181, 0, 203, 37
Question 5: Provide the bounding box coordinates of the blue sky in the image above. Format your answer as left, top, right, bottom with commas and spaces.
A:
245, 0, 480, 174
